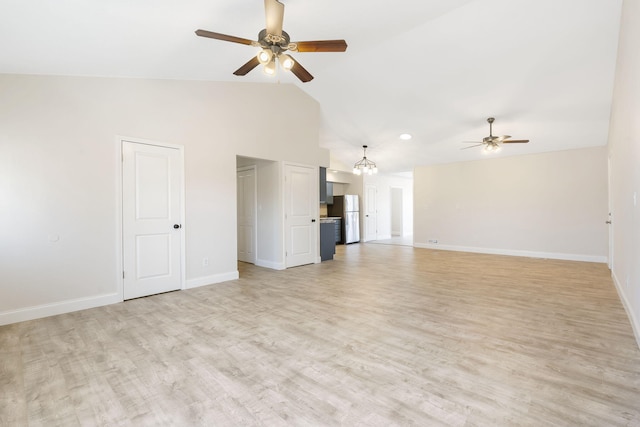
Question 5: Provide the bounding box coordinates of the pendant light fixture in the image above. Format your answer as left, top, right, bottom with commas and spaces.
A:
353, 145, 378, 175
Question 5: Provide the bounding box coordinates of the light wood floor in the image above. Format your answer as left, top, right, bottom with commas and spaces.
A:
2, 244, 640, 426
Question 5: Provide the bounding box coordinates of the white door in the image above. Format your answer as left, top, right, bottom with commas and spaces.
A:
122, 141, 183, 300
364, 184, 378, 241
237, 166, 257, 264
285, 164, 317, 267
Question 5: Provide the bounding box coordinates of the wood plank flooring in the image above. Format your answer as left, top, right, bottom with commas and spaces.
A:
1, 244, 639, 426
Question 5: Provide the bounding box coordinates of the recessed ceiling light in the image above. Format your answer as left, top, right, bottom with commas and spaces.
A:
399, 133, 412, 140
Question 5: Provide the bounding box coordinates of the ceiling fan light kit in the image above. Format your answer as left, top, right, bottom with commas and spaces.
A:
195, 0, 347, 82
353, 145, 378, 176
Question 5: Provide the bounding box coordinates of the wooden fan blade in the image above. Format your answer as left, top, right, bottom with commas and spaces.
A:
233, 57, 260, 76
195, 29, 254, 46
461, 144, 484, 150
503, 139, 529, 143
289, 58, 314, 82
265, 0, 284, 36
293, 40, 348, 52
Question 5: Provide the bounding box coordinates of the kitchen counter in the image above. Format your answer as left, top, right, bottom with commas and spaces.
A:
320, 216, 341, 223
320, 217, 342, 245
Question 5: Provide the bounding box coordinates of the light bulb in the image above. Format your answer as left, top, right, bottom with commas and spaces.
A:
264, 59, 276, 76
373, 167, 378, 174
280, 54, 295, 71
257, 49, 272, 64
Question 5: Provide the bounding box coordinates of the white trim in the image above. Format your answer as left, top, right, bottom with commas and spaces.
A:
612, 271, 640, 350
255, 259, 286, 270
0, 293, 121, 326
185, 271, 239, 289
413, 242, 608, 263
114, 136, 125, 301
117, 136, 186, 296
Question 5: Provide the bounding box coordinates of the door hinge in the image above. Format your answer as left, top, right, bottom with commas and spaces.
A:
123, 271, 125, 279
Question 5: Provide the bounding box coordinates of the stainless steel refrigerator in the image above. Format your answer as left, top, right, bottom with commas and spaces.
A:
329, 195, 360, 244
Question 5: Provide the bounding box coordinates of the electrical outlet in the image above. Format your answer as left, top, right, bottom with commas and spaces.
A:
428, 239, 438, 244
203, 257, 209, 267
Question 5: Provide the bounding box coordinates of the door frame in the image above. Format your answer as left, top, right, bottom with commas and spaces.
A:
115, 136, 186, 301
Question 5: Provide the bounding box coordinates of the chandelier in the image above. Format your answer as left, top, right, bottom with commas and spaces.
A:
353, 145, 378, 175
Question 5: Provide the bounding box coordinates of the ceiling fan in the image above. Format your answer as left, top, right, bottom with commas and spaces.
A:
462, 117, 530, 152
195, 0, 348, 83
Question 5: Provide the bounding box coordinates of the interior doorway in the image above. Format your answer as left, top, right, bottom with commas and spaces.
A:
236, 156, 285, 271
390, 187, 403, 237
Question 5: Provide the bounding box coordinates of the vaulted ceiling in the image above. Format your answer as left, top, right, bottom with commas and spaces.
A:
0, 0, 623, 173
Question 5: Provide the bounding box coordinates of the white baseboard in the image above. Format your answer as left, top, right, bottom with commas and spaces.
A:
255, 259, 286, 270
184, 271, 239, 289
413, 242, 607, 263
1, 271, 240, 326
611, 271, 640, 350
0, 293, 122, 326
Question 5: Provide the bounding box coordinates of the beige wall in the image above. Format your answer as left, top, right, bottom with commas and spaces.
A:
413, 146, 608, 261
608, 0, 640, 346
0, 74, 328, 324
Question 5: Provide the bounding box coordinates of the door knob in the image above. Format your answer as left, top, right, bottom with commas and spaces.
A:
173, 224, 181, 229
606, 220, 612, 224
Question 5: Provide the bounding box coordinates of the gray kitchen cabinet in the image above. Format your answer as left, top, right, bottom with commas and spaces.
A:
320, 221, 336, 261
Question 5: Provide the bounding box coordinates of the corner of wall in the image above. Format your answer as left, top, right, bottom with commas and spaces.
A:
611, 270, 640, 350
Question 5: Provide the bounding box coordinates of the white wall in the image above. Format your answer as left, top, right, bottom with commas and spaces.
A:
413, 146, 608, 262
327, 169, 363, 204
0, 74, 328, 324
608, 0, 640, 347
256, 160, 284, 269
363, 174, 414, 240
